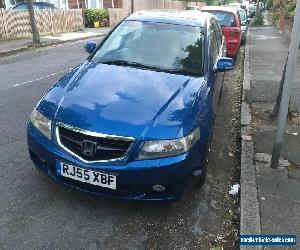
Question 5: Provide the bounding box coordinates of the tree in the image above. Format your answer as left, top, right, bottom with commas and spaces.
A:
28, 0, 40, 43
205, 0, 214, 5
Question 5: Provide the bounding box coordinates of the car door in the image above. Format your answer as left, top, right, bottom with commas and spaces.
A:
211, 21, 225, 115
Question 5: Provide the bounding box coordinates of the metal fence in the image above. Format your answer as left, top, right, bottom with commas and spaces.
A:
0, 9, 84, 39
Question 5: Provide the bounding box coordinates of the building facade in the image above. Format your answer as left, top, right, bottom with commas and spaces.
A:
2, 0, 121, 9
0, 0, 4, 8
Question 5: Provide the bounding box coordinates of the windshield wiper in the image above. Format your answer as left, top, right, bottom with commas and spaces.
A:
99, 59, 160, 70
163, 68, 202, 77
99, 59, 137, 66
99, 59, 202, 76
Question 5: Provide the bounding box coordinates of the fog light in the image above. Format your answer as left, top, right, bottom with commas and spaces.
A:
152, 185, 166, 192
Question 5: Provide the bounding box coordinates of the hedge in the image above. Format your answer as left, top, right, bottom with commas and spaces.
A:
287, 1, 296, 16
266, 0, 273, 10
84, 9, 109, 28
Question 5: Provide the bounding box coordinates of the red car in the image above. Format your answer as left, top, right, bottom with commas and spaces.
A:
201, 6, 242, 59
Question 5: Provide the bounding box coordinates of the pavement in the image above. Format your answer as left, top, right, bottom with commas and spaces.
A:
240, 11, 300, 249
0, 35, 245, 248
0, 27, 111, 57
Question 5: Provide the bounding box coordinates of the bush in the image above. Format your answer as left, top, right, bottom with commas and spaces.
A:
84, 9, 109, 28
272, 11, 280, 21
251, 9, 264, 26
266, 0, 273, 10
287, 1, 296, 16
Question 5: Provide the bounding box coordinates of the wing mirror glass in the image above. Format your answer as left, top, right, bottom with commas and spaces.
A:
215, 57, 235, 72
84, 41, 97, 54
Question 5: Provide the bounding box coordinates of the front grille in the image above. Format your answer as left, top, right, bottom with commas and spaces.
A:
57, 125, 133, 162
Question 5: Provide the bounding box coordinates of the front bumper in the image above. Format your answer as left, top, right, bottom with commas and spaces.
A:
27, 122, 208, 201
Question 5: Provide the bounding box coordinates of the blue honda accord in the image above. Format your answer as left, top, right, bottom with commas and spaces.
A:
27, 10, 234, 200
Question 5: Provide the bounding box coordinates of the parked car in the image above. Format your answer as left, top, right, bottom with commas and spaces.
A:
228, 2, 247, 14
11, 2, 55, 10
185, 6, 201, 10
27, 10, 235, 201
201, 6, 242, 59
239, 8, 248, 44
231, 7, 248, 44
249, 3, 256, 17
242, 0, 254, 17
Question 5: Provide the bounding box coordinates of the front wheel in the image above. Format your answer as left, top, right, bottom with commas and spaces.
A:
194, 139, 212, 189
194, 156, 208, 188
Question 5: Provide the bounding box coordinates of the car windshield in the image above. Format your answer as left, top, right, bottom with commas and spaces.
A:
203, 11, 236, 27
92, 21, 204, 76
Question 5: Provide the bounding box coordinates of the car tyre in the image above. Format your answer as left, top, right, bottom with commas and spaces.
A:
241, 38, 246, 45
194, 134, 212, 189
194, 157, 208, 188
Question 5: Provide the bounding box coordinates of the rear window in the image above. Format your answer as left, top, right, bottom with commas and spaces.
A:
203, 11, 236, 27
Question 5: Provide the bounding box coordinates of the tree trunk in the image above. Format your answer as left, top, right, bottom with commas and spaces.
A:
28, 0, 40, 43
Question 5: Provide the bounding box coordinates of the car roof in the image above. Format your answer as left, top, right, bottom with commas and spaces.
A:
201, 6, 239, 15
126, 10, 216, 28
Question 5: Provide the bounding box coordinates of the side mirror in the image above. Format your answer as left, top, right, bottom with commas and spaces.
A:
215, 57, 235, 72
84, 41, 97, 54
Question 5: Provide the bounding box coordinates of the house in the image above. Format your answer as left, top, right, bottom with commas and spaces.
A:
68, 0, 122, 9
2, 0, 122, 9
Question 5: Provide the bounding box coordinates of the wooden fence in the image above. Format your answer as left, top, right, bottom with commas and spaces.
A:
109, 0, 206, 26
0, 9, 84, 39
275, 14, 294, 41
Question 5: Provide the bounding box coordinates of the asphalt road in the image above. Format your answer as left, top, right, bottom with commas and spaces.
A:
0, 40, 242, 250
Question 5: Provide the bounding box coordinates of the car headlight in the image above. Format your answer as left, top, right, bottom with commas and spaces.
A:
30, 107, 52, 140
138, 128, 200, 160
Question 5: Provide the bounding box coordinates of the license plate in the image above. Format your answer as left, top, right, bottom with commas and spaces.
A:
56, 162, 117, 190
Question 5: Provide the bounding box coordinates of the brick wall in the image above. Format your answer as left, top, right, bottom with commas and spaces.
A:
68, 0, 87, 9
276, 14, 294, 40
0, 0, 5, 9
104, 0, 122, 9
113, 0, 122, 8
103, 0, 111, 8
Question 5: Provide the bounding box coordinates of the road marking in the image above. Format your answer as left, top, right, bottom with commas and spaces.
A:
0, 38, 92, 62
12, 70, 68, 88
